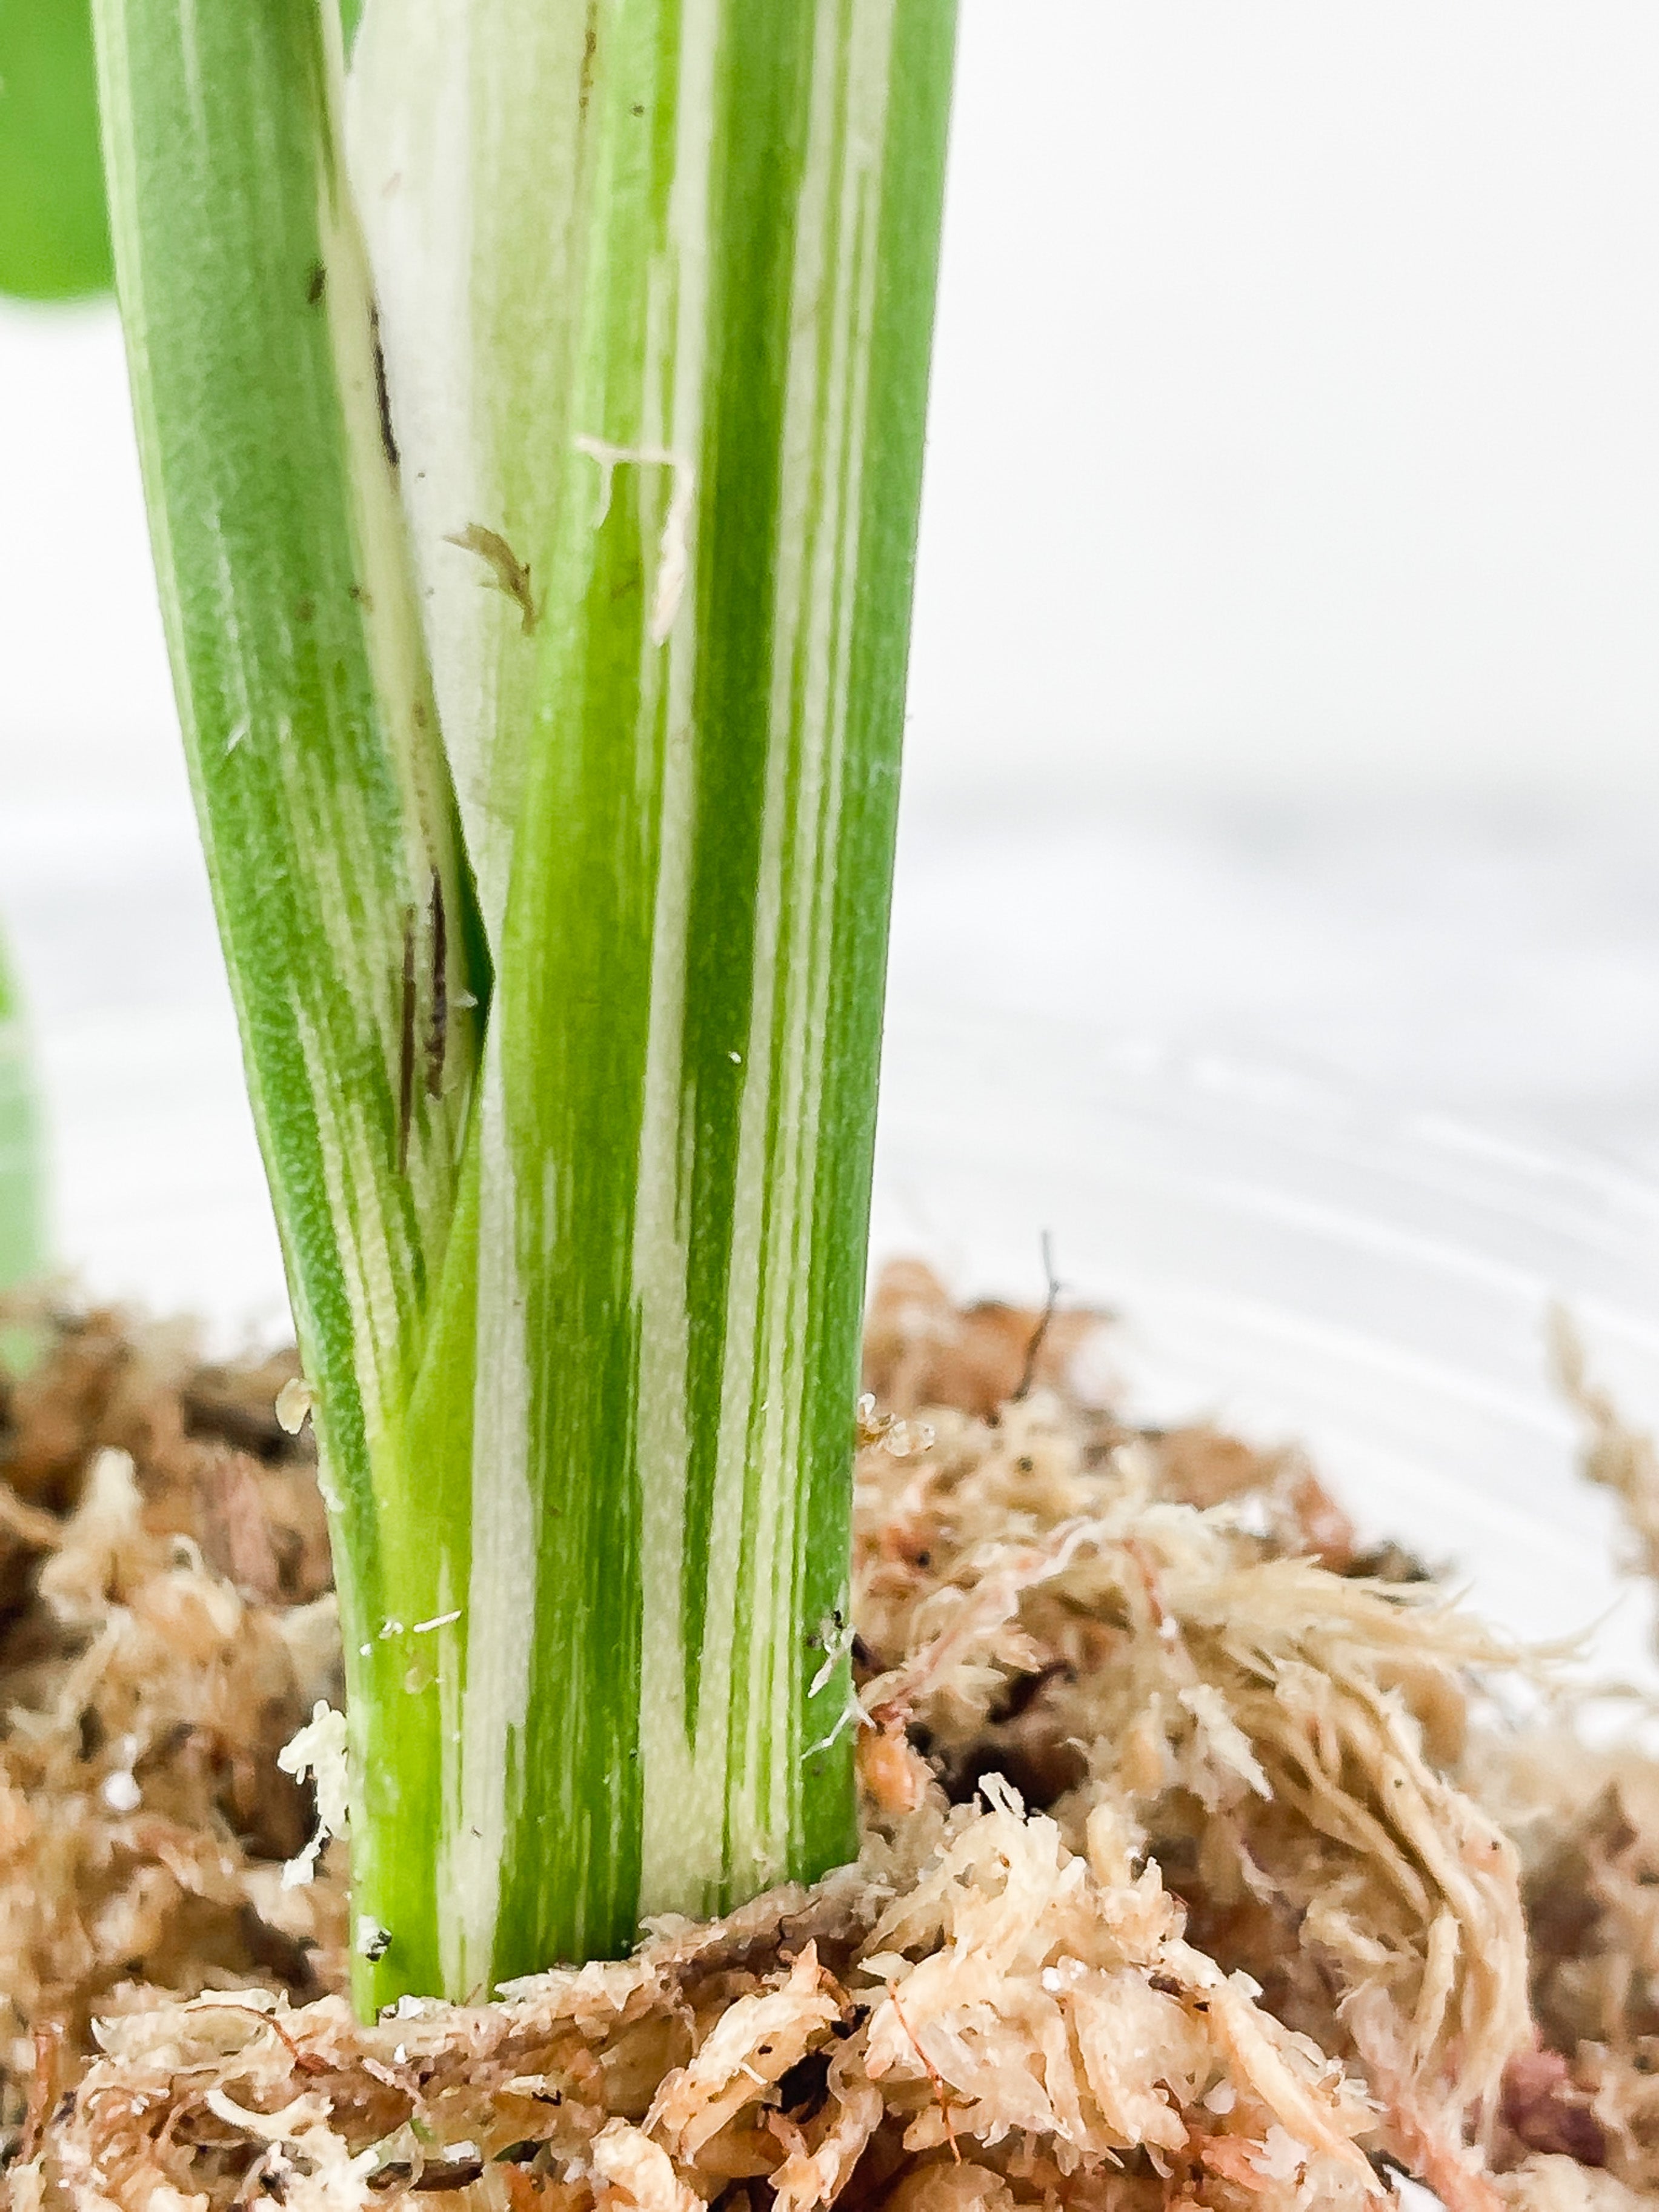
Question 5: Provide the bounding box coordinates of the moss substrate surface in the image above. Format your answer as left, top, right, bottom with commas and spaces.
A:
1, 1271, 1657, 2212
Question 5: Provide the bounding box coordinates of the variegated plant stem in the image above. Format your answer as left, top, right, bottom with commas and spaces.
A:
97, 0, 954, 2012
347, 0, 956, 2005
92, 0, 488, 2000
0, 938, 43, 1292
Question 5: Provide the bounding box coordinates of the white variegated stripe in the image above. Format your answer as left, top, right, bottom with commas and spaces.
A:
448, 1029, 535, 1998
630, 0, 900, 1915
633, 0, 720, 1917
683, 0, 847, 1881
740, 0, 899, 1875
347, 1, 593, 947
295, 0, 949, 1995
740, 0, 864, 1862
345, 1, 490, 915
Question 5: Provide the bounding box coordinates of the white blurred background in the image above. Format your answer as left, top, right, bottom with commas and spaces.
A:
5, 0, 1659, 1326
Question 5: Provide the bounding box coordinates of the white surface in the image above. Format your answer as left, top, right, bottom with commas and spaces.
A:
0, 304, 178, 800
7, 4, 1659, 802
0, 797, 285, 1334
6, 786, 1659, 1664
3, 8, 1658, 1650
909, 1, 1659, 802
5, 788, 1659, 1319
890, 798, 1659, 1166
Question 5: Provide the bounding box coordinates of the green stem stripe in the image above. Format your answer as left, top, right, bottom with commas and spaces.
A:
92, 0, 487, 1698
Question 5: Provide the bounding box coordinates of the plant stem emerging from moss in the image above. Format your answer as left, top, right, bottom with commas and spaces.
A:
95, 0, 956, 2010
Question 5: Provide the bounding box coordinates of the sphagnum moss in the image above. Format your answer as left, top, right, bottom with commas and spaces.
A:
8, 1271, 1654, 2212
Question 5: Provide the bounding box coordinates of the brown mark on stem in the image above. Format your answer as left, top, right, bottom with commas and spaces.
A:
425, 870, 448, 1099
445, 523, 537, 634
370, 304, 399, 468
397, 906, 417, 1173
579, 7, 598, 115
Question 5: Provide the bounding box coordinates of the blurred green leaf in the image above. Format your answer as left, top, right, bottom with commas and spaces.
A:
0, 0, 113, 301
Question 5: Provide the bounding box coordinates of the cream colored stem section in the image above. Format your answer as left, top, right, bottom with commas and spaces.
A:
348, 0, 593, 946
446, 1033, 534, 1999
632, 0, 721, 1917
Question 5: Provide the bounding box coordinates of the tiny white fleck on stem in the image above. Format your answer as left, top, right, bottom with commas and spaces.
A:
808, 1608, 856, 1698
571, 434, 695, 643
803, 1698, 862, 1761
274, 1376, 312, 1434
